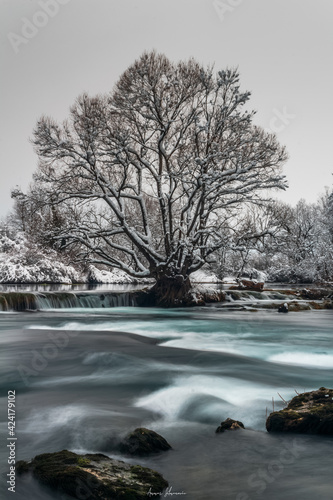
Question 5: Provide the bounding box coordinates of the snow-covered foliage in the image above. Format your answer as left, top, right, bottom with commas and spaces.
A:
216, 194, 333, 283
190, 269, 220, 283
0, 230, 156, 285
87, 265, 134, 284
0, 255, 80, 284
0, 231, 80, 284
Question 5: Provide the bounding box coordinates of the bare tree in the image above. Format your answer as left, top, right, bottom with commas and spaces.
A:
10, 187, 30, 233
32, 52, 288, 305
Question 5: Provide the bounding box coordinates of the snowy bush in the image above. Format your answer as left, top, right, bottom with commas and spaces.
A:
87, 265, 154, 284
266, 263, 317, 283
190, 269, 220, 283
0, 254, 81, 284
0, 231, 81, 283
87, 265, 134, 284
0, 230, 153, 284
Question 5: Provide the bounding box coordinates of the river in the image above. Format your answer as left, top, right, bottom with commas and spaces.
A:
0, 297, 332, 499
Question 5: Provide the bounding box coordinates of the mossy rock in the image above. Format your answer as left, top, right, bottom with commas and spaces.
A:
266, 388, 333, 434
16, 449, 168, 499
118, 428, 172, 456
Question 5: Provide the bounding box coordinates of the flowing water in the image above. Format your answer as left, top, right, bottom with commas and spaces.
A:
0, 297, 332, 499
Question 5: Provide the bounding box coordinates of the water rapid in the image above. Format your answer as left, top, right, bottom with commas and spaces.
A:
0, 304, 332, 499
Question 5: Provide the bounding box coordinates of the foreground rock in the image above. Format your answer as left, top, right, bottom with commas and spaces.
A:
266, 387, 333, 435
216, 418, 245, 433
118, 428, 172, 456
17, 450, 168, 499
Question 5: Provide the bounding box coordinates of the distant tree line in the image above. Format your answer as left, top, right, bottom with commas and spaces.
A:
208, 192, 333, 283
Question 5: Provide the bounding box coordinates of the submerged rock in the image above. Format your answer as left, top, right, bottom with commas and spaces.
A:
266, 387, 333, 435
16, 449, 168, 499
216, 418, 245, 433
278, 302, 289, 313
118, 428, 172, 456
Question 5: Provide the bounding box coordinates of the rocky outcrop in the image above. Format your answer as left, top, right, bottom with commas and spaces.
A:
216, 418, 245, 433
16, 449, 168, 499
297, 288, 332, 301
118, 428, 172, 456
230, 279, 264, 291
266, 387, 333, 435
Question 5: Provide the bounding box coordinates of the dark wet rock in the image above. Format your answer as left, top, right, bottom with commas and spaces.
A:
266, 387, 333, 435
118, 428, 172, 456
216, 418, 245, 433
16, 449, 168, 499
298, 288, 332, 300
278, 302, 289, 313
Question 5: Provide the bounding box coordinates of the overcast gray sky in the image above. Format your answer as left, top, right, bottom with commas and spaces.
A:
1, 0, 332, 219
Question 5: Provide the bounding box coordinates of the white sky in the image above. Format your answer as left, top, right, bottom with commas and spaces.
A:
1, 0, 332, 219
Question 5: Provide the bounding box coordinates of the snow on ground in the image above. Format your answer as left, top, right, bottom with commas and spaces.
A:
190, 269, 220, 283
0, 254, 80, 284
87, 265, 134, 284
0, 232, 80, 284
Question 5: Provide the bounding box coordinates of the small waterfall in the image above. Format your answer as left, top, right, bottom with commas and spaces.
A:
224, 290, 292, 302
0, 292, 38, 311
35, 293, 81, 309
0, 291, 139, 311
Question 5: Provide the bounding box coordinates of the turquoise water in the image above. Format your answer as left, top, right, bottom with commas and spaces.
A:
0, 306, 332, 499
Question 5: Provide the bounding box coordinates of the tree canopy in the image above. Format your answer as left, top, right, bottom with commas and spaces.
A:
32, 51, 288, 304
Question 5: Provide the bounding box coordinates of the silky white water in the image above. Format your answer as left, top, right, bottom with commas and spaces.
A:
0, 305, 332, 499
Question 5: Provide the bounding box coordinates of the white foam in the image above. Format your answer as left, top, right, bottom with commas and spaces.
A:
25, 404, 88, 432
134, 375, 280, 421
25, 321, 184, 338
268, 352, 333, 369
24, 403, 122, 433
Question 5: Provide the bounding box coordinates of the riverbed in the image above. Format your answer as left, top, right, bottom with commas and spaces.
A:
0, 304, 333, 499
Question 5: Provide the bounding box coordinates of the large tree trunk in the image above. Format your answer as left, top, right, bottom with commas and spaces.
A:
145, 274, 193, 307
135, 272, 226, 308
